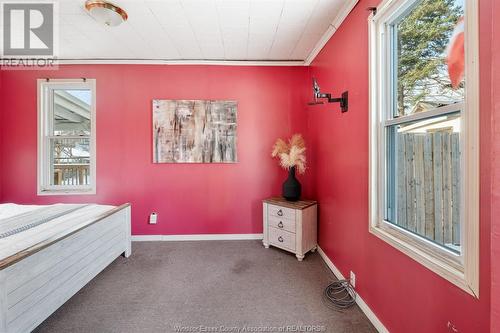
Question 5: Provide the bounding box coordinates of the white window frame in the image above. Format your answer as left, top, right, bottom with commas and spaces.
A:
368, 0, 479, 296
37, 79, 97, 195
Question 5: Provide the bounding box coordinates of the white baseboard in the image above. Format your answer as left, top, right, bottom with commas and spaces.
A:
131, 233, 264, 242
317, 247, 389, 333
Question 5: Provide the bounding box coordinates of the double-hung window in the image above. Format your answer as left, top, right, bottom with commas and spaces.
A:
38, 79, 96, 195
369, 0, 479, 295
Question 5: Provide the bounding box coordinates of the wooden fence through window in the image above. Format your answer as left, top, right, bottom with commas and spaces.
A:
395, 131, 460, 247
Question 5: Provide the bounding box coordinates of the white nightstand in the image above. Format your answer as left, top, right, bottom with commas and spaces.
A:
262, 197, 318, 261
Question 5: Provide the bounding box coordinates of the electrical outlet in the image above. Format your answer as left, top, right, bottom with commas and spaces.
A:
350, 271, 356, 288
149, 212, 158, 225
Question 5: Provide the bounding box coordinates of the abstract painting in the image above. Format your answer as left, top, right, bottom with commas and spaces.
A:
153, 100, 237, 163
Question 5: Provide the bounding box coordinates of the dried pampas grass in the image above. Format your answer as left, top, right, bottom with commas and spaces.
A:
271, 138, 288, 158
271, 134, 306, 174
289, 133, 305, 150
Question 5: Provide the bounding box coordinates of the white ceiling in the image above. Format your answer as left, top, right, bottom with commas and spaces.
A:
0, 0, 357, 65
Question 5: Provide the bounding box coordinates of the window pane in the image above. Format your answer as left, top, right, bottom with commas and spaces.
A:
394, 0, 465, 116
50, 138, 90, 186
53, 89, 92, 136
386, 112, 461, 253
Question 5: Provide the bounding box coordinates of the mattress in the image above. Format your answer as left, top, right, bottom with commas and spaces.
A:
0, 204, 89, 239
0, 203, 42, 220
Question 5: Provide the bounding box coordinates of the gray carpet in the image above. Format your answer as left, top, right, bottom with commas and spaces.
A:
34, 241, 376, 333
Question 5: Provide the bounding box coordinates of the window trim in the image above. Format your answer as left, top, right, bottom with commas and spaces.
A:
368, 0, 479, 296
37, 79, 97, 196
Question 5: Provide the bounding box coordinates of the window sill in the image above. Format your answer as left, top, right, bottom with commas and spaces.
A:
369, 223, 477, 297
37, 189, 96, 196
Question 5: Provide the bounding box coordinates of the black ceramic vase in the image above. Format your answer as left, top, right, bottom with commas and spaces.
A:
282, 166, 301, 201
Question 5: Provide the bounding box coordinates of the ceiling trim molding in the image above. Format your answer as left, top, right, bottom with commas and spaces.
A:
304, 0, 360, 66
52, 59, 306, 66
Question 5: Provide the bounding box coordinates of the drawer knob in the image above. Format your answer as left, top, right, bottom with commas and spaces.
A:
277, 209, 283, 216
278, 221, 284, 228
278, 236, 284, 243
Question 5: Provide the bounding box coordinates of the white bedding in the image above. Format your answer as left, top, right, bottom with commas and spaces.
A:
0, 203, 43, 220
0, 204, 90, 239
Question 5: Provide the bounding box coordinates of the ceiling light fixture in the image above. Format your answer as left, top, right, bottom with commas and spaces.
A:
85, 0, 128, 27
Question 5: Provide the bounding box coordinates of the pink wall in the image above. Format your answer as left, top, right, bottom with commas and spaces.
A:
306, 0, 492, 332
490, 0, 500, 329
0, 65, 309, 236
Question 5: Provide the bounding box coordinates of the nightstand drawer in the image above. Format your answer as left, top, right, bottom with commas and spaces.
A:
268, 215, 296, 233
268, 204, 295, 220
268, 227, 296, 251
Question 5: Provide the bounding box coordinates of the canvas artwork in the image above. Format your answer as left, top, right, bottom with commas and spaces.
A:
153, 100, 238, 163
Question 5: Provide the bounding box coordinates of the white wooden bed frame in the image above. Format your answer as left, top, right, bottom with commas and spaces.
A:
0, 203, 131, 333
